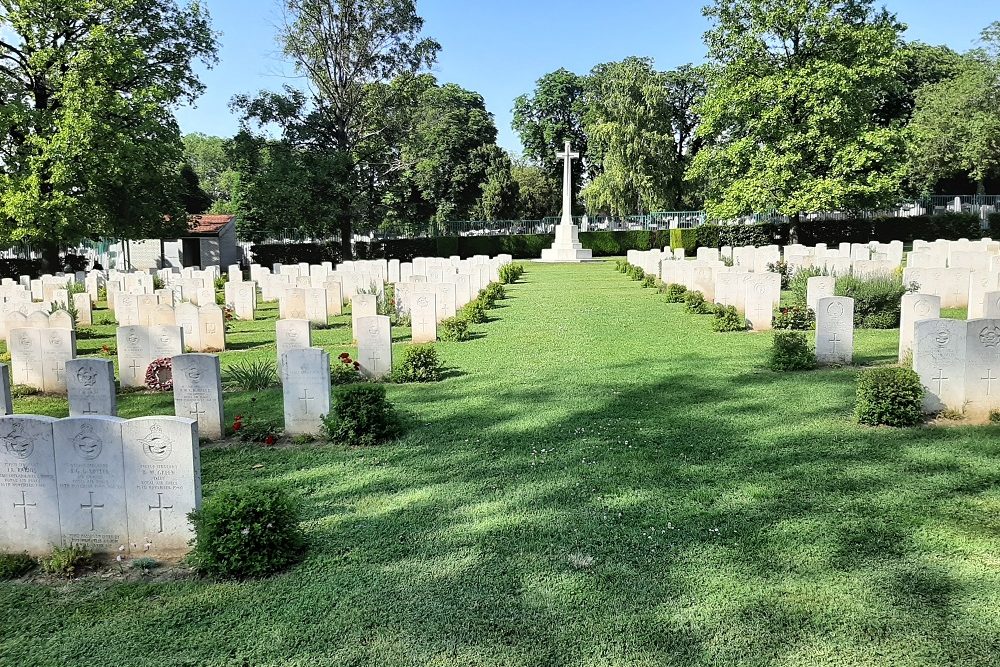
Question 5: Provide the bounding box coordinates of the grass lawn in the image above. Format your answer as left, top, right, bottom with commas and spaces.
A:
2, 261, 999, 667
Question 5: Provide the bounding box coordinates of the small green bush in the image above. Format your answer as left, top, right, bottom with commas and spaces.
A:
480, 283, 506, 307
322, 384, 401, 447
440, 315, 471, 342
855, 367, 925, 427
0, 552, 35, 580
188, 484, 306, 579
683, 290, 712, 314
641, 275, 657, 289
332, 353, 363, 385
769, 331, 816, 371
712, 304, 748, 332
223, 358, 278, 391
773, 305, 815, 331
498, 263, 524, 284
788, 267, 825, 308
836, 274, 909, 329
10, 384, 39, 398
614, 259, 628, 273
661, 283, 688, 303
627, 265, 645, 281
462, 300, 488, 324
40, 544, 91, 577
767, 260, 791, 289
393, 344, 442, 383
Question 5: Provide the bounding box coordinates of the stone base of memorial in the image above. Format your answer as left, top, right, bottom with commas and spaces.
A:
537, 224, 596, 263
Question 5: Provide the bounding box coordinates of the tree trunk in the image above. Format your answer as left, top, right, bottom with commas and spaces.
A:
41, 242, 61, 274
338, 208, 353, 261
789, 213, 801, 245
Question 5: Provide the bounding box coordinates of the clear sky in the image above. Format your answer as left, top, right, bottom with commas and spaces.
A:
176, 0, 999, 153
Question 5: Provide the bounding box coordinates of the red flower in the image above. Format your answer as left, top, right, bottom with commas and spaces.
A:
353, 362, 360, 370
338, 353, 350, 360
264, 435, 276, 446
233, 421, 242, 432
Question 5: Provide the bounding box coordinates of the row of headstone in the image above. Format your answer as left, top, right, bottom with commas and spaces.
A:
0, 414, 201, 556
8, 328, 76, 392
913, 318, 1000, 418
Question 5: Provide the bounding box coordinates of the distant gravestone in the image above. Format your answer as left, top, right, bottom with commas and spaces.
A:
280, 287, 307, 320
815, 297, 854, 365
968, 272, 1000, 319
434, 282, 457, 321
357, 315, 392, 379
281, 348, 331, 436
410, 293, 437, 344
744, 273, 780, 331
151, 304, 176, 326
351, 294, 378, 341
41, 328, 75, 393
48, 309, 73, 330
199, 304, 226, 351
232, 281, 256, 321
122, 416, 201, 555
899, 294, 941, 362
323, 279, 344, 316
304, 287, 329, 326
913, 318, 967, 414
806, 276, 835, 313
171, 354, 225, 440
175, 302, 201, 352
53, 416, 128, 552
276, 319, 312, 381
984, 291, 1000, 318
117, 326, 151, 388
0, 415, 61, 554
66, 359, 117, 417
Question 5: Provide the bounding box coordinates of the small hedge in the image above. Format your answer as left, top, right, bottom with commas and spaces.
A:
669, 228, 698, 254
836, 274, 908, 329
0, 552, 35, 580
683, 290, 712, 314
251, 241, 342, 267
323, 384, 401, 447
712, 304, 748, 332
439, 315, 471, 341
393, 344, 442, 383
769, 331, 816, 371
661, 283, 687, 303
188, 484, 306, 579
855, 367, 925, 427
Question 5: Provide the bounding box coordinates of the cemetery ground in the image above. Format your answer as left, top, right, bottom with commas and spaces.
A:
2, 262, 999, 666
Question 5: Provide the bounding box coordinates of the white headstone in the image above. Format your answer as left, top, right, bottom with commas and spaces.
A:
964, 319, 1000, 419
275, 319, 312, 381
66, 359, 117, 417
913, 319, 967, 414
806, 276, 835, 313
171, 354, 225, 440
815, 297, 854, 365
281, 348, 331, 436
0, 415, 61, 554
899, 294, 941, 362
357, 315, 392, 379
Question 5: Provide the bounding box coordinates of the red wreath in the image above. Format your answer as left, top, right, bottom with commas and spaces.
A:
145, 357, 174, 391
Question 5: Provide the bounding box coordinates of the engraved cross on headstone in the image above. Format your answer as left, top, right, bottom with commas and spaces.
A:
829, 334, 841, 354
366, 349, 382, 370
148, 492, 173, 533
52, 361, 65, 381
14, 490, 35, 530
129, 359, 141, 379
982, 369, 998, 396
189, 402, 207, 419
82, 402, 99, 415
300, 389, 315, 413
81, 491, 104, 532
932, 369, 949, 394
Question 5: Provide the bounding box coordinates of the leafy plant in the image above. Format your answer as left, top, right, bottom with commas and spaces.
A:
480, 282, 506, 308
641, 274, 657, 288
836, 274, 910, 329
462, 300, 488, 324
498, 263, 524, 284
855, 367, 925, 427
661, 283, 688, 303
769, 331, 816, 371
0, 552, 35, 580
223, 358, 278, 391
439, 315, 471, 342
332, 353, 363, 385
10, 384, 40, 398
393, 344, 442, 383
788, 266, 826, 308
322, 384, 401, 447
131, 557, 158, 574
712, 304, 748, 332
773, 305, 815, 331
627, 265, 645, 281
41, 544, 91, 578
683, 290, 712, 314
233, 414, 281, 445
767, 259, 791, 289
188, 484, 306, 579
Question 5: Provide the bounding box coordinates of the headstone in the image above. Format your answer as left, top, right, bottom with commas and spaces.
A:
122, 416, 201, 555
72, 293, 93, 327
323, 279, 344, 316
40, 328, 75, 393
175, 302, 202, 352
984, 291, 1000, 318
356, 315, 392, 379
199, 304, 226, 351
964, 319, 1000, 419
231, 281, 256, 321
913, 319, 967, 413
49, 310, 73, 330
276, 319, 312, 381
304, 287, 329, 326
899, 294, 941, 362
806, 276, 835, 313
53, 416, 128, 552
280, 287, 307, 320
351, 294, 378, 341
744, 273, 781, 331
171, 354, 225, 440
66, 359, 117, 417
411, 293, 437, 343
434, 282, 457, 321
815, 297, 854, 365
281, 348, 331, 436
0, 415, 61, 554
117, 326, 151, 388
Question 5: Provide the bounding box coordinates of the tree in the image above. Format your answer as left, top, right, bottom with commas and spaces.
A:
512, 68, 588, 210
689, 0, 908, 234
183, 133, 240, 213
0, 0, 217, 269
906, 24, 1000, 194
663, 64, 709, 209
511, 160, 559, 219
582, 57, 680, 216
473, 147, 519, 221
235, 0, 439, 258
179, 163, 212, 214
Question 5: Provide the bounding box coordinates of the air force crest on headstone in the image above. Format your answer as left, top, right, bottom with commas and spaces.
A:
980, 326, 1000, 348
0, 422, 33, 459
76, 365, 98, 387
73, 424, 102, 460
935, 329, 951, 347
140, 423, 173, 461
184, 365, 201, 382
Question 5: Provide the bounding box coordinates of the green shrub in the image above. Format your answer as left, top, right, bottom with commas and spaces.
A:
683, 290, 712, 314
788, 267, 825, 309
669, 228, 698, 254
440, 315, 471, 342
773, 305, 815, 331
152, 275, 165, 290
131, 557, 158, 574
322, 384, 402, 447
498, 263, 524, 284
769, 331, 816, 371
661, 283, 688, 303
712, 304, 748, 332
614, 259, 628, 273
767, 260, 791, 289
234, 414, 281, 445
10, 384, 39, 399
223, 358, 278, 391
0, 552, 35, 579
855, 367, 925, 427
188, 484, 306, 579
626, 265, 645, 281
393, 344, 442, 383
836, 274, 909, 328
641, 274, 657, 288
332, 353, 363, 385
462, 300, 488, 324
40, 544, 91, 577
214, 276, 227, 291
480, 282, 506, 308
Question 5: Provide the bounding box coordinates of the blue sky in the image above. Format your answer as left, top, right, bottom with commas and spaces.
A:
176, 0, 998, 152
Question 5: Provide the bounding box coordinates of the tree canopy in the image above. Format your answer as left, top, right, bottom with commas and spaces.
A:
0, 0, 217, 266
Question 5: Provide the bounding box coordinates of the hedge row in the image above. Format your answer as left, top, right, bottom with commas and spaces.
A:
251, 242, 343, 267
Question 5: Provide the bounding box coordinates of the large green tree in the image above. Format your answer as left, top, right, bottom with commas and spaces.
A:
689, 0, 908, 232
512, 68, 588, 210
182, 133, 240, 213
906, 24, 1000, 194
582, 57, 680, 216
510, 160, 559, 219
0, 0, 216, 268
234, 0, 438, 258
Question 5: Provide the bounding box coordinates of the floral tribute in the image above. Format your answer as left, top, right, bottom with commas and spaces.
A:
145, 357, 173, 391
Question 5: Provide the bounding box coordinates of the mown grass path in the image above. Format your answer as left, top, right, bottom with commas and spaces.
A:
3, 261, 999, 667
